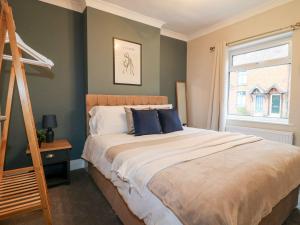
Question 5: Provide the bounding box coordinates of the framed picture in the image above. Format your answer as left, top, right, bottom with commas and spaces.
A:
113, 38, 142, 86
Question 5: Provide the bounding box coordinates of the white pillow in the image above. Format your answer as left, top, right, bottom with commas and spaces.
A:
124, 105, 150, 134
149, 104, 173, 109
89, 106, 128, 136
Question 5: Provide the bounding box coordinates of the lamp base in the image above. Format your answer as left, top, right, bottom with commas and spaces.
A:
46, 128, 54, 143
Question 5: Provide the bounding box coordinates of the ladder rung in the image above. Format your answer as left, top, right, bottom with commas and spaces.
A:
0, 115, 6, 121
0, 185, 38, 198
0, 192, 39, 206
0, 200, 41, 218
0, 195, 40, 209
0, 178, 36, 190
2, 172, 35, 182
1, 182, 38, 194
3, 167, 34, 176
2, 173, 34, 183
0, 189, 39, 202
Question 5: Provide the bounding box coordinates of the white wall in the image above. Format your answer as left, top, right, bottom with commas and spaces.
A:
187, 0, 300, 145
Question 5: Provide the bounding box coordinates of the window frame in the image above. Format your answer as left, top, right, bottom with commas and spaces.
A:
227, 33, 292, 125
229, 37, 292, 73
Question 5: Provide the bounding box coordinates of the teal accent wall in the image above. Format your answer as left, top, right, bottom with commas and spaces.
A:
85, 7, 161, 95
0, 2, 186, 170
160, 35, 187, 107
1, 0, 85, 169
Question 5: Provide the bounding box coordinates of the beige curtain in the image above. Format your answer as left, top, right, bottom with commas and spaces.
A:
207, 41, 228, 131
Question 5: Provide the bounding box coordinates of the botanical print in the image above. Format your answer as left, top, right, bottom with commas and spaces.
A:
114, 38, 141, 85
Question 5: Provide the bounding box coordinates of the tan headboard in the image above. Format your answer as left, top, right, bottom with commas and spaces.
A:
86, 94, 168, 133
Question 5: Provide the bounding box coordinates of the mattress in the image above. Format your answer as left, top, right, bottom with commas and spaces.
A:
82, 127, 202, 225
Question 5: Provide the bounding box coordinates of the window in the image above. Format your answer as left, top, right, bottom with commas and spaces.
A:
255, 95, 264, 113
238, 72, 247, 85
236, 91, 246, 107
227, 32, 291, 124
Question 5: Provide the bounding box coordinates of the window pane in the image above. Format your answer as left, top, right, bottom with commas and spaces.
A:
232, 44, 289, 66
236, 91, 246, 107
238, 72, 247, 85
255, 95, 264, 113
228, 64, 290, 121
271, 95, 281, 114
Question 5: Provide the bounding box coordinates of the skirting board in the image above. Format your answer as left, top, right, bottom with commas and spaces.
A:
70, 159, 87, 171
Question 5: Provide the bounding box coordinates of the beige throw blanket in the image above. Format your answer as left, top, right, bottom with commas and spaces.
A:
106, 132, 207, 163
106, 131, 300, 225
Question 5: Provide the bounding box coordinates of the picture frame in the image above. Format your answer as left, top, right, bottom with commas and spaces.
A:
113, 38, 142, 86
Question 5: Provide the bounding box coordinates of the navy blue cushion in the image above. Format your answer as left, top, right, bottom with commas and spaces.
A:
131, 109, 162, 136
157, 109, 183, 133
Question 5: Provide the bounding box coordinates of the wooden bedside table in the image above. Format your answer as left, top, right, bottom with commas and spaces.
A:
26, 139, 72, 187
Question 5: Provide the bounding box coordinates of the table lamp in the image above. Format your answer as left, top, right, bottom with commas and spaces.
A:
42, 114, 57, 143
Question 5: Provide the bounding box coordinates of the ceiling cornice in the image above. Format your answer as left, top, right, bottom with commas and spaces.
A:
39, 0, 86, 12
39, 0, 165, 28
85, 0, 165, 28
38, 0, 190, 41
161, 29, 188, 42
188, 0, 294, 41
39, 0, 294, 42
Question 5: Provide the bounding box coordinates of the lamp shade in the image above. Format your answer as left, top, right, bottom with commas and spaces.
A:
42, 115, 57, 129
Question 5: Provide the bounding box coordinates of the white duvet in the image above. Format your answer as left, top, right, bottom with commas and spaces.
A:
82, 127, 205, 225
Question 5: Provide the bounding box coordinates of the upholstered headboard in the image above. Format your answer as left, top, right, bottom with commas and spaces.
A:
85, 94, 168, 133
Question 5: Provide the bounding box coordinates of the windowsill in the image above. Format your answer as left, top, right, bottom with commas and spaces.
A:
227, 115, 292, 126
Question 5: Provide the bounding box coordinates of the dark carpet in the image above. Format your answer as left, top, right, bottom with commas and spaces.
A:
1, 169, 300, 225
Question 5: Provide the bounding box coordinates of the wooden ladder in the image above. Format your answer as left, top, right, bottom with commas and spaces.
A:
0, 0, 52, 224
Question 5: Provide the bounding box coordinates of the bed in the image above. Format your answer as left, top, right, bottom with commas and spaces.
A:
82, 94, 300, 225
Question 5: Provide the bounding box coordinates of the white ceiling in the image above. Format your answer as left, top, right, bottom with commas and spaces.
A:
40, 0, 293, 40
102, 0, 291, 38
